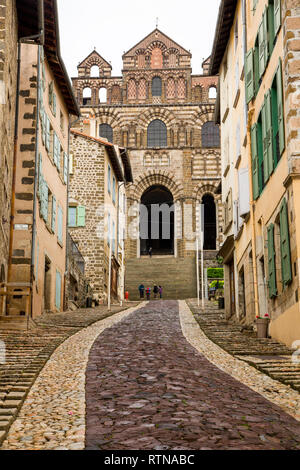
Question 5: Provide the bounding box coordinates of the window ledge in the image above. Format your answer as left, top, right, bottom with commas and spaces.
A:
223, 163, 230, 177
57, 239, 63, 248
235, 154, 241, 169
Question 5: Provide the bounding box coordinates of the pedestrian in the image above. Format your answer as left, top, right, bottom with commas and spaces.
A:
146, 286, 151, 300
148, 246, 153, 258
159, 285, 163, 299
138, 284, 145, 299
153, 285, 159, 299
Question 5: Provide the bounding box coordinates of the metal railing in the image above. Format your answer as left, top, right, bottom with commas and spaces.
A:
68, 233, 85, 274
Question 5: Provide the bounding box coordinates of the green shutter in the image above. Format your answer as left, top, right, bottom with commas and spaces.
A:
280, 198, 292, 286
274, 0, 281, 36
267, 224, 277, 298
245, 49, 254, 103
49, 81, 53, 107
258, 21, 266, 78
77, 206, 86, 227
265, 90, 274, 177
276, 59, 285, 155
41, 179, 48, 222
263, 9, 268, 65
46, 116, 50, 152
53, 93, 57, 116
251, 124, 259, 200
57, 206, 63, 244
267, 2, 275, 54
63, 153, 68, 184
55, 271, 61, 310
261, 101, 269, 184
53, 133, 61, 170
52, 196, 56, 233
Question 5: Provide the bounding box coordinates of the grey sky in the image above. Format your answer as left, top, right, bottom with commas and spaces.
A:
57, 0, 221, 79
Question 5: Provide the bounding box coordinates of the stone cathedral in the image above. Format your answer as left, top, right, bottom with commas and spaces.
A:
72, 29, 222, 299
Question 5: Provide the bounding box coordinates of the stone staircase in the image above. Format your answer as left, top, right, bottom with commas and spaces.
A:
125, 256, 198, 300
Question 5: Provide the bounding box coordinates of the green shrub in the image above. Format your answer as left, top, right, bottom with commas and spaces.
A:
209, 280, 224, 289
207, 267, 224, 279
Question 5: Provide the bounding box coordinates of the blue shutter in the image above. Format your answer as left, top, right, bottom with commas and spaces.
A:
46, 116, 50, 152
112, 177, 116, 204
55, 271, 62, 310
57, 206, 63, 244
68, 207, 77, 227
38, 153, 43, 200
53, 93, 57, 116
41, 179, 48, 222
107, 213, 111, 245
112, 220, 115, 254
63, 153, 68, 184
52, 196, 56, 233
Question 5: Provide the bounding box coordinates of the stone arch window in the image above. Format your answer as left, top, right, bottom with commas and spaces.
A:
128, 79, 137, 100
202, 121, 220, 148
99, 87, 107, 103
99, 124, 113, 143
111, 85, 121, 103
82, 87, 92, 105
90, 65, 99, 77
166, 78, 176, 99
147, 119, 167, 148
209, 86, 217, 99
151, 47, 163, 69
138, 79, 147, 100
152, 77, 162, 97
177, 78, 186, 99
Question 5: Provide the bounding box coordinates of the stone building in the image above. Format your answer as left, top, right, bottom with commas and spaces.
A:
211, 0, 300, 347
69, 130, 133, 304
0, 1, 39, 308
4, 0, 79, 322
72, 29, 221, 300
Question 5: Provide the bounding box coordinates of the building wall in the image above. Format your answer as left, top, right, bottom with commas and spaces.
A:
0, 0, 18, 295
72, 30, 222, 264
10, 44, 69, 317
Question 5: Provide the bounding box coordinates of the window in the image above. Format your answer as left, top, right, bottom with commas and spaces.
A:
112, 176, 116, 205
177, 78, 186, 99
147, 119, 167, 148
68, 205, 85, 228
48, 81, 56, 116
83, 87, 92, 105
209, 86, 217, 99
90, 65, 99, 77
99, 87, 107, 103
202, 121, 220, 148
60, 111, 65, 135
99, 124, 113, 143
152, 77, 162, 97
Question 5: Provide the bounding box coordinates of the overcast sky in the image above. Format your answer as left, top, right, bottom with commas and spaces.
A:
57, 0, 221, 79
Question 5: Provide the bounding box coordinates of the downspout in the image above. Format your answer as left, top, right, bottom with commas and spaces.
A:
243, 0, 260, 318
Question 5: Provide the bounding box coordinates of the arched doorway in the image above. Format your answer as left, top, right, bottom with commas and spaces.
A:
140, 185, 174, 256
202, 194, 217, 250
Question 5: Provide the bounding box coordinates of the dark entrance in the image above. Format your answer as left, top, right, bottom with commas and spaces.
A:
140, 185, 174, 256
202, 194, 217, 250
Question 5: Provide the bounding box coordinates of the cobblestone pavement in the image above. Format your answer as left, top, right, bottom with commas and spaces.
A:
0, 302, 138, 446
187, 299, 300, 392
86, 301, 300, 450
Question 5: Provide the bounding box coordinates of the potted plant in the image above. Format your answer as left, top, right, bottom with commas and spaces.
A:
256, 313, 270, 338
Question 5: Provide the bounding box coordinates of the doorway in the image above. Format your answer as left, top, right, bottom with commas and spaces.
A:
202, 194, 217, 250
44, 256, 52, 311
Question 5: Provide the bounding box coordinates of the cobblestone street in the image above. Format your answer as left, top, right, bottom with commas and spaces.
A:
1, 300, 300, 450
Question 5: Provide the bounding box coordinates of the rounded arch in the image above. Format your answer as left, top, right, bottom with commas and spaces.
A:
147, 119, 167, 147
130, 170, 184, 202
201, 193, 217, 250
209, 86, 217, 99
82, 87, 92, 105
90, 65, 100, 77
152, 76, 162, 96
137, 107, 177, 129
99, 123, 113, 143
99, 87, 107, 103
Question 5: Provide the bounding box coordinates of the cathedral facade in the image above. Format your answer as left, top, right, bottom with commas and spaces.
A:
72, 29, 221, 286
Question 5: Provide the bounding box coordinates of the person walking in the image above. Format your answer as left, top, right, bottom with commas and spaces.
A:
159, 285, 163, 299
148, 246, 153, 258
153, 285, 159, 299
146, 286, 151, 300
138, 284, 145, 299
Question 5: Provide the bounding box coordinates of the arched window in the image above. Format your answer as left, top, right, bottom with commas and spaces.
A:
111, 85, 121, 103
82, 87, 92, 105
138, 79, 147, 100
138, 54, 145, 68
147, 119, 167, 147
202, 121, 220, 148
209, 86, 217, 99
99, 87, 107, 103
152, 77, 162, 97
177, 78, 186, 99
99, 124, 113, 143
151, 48, 163, 69
166, 78, 176, 99
128, 79, 137, 100
90, 65, 99, 77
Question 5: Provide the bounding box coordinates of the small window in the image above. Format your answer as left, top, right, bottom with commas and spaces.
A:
68, 206, 77, 227
152, 77, 162, 97
209, 86, 217, 99
83, 87, 92, 105
147, 119, 167, 148
99, 124, 113, 143
99, 87, 107, 103
90, 65, 99, 77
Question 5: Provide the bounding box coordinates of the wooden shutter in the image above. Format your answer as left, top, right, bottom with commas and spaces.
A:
77, 206, 86, 227
57, 205, 63, 244
280, 198, 292, 285
267, 224, 277, 298
108, 165, 111, 194
41, 179, 48, 222
265, 91, 274, 177
55, 271, 61, 310
46, 116, 50, 152
41, 109, 45, 145
263, 9, 268, 65
245, 49, 254, 103
267, 2, 275, 54
274, 0, 281, 36
112, 177, 116, 204
258, 21, 265, 78
276, 59, 285, 155
261, 101, 269, 183
52, 196, 56, 233
53, 93, 57, 116
251, 125, 259, 199
63, 153, 68, 184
